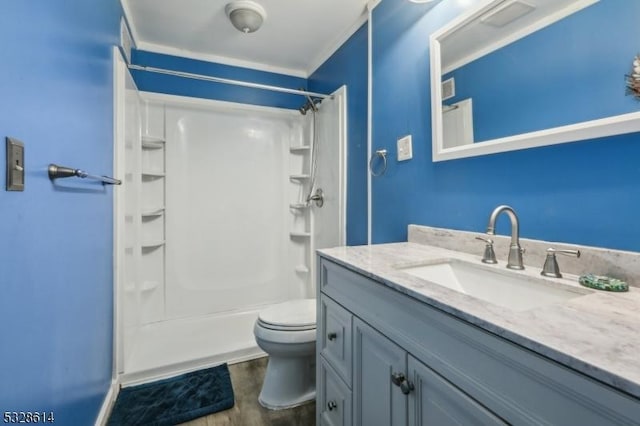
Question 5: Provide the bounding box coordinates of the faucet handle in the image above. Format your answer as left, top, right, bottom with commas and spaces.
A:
475, 236, 497, 264
541, 248, 580, 278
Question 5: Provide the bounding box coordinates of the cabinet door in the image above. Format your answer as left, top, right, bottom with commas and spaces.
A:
408, 355, 506, 426
353, 318, 407, 426
319, 356, 352, 426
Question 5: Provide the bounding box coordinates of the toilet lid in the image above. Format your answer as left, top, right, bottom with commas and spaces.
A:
258, 299, 316, 330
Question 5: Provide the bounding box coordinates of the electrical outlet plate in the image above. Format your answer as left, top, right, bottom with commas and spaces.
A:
397, 135, 413, 161
6, 137, 24, 191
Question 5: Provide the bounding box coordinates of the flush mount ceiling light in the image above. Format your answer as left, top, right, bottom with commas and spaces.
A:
225, 1, 267, 34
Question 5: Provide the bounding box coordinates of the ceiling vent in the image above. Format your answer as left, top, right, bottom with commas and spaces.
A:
480, 0, 535, 27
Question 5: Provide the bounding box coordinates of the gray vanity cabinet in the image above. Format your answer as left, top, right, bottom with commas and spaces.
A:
317, 256, 640, 426
318, 272, 503, 426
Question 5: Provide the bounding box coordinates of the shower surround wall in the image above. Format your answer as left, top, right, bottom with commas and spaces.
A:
118, 92, 333, 383
164, 102, 294, 319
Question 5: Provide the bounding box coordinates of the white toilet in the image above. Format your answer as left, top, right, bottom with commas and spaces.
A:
253, 299, 316, 410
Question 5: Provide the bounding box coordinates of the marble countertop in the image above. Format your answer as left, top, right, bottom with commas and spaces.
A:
318, 242, 640, 399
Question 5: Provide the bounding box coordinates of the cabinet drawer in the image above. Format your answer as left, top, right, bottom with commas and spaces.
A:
319, 295, 352, 386
319, 356, 352, 426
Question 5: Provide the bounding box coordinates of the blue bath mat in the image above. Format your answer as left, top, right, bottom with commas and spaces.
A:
108, 364, 235, 426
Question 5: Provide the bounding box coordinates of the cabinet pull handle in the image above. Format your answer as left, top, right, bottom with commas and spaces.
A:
327, 400, 337, 411
327, 332, 338, 341
400, 380, 415, 395
391, 372, 406, 386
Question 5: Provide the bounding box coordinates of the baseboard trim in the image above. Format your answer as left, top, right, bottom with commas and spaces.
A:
95, 379, 119, 426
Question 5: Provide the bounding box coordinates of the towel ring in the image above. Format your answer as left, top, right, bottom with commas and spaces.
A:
369, 149, 388, 177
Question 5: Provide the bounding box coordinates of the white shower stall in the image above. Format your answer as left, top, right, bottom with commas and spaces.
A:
113, 52, 346, 384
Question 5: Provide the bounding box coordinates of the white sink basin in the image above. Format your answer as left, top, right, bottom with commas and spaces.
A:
397, 259, 591, 311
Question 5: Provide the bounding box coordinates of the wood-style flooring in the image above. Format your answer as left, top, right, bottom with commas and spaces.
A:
179, 357, 316, 426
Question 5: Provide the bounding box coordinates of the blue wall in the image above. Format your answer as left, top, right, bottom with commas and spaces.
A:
0, 1, 121, 423
445, 1, 639, 141
372, 0, 640, 252
309, 24, 369, 246
131, 50, 307, 109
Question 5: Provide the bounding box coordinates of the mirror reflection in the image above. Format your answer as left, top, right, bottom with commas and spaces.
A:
438, 0, 639, 149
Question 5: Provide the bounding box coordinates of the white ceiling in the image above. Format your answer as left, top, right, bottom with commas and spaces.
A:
122, 0, 371, 77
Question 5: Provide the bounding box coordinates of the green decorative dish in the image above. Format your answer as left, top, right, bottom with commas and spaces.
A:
578, 274, 629, 292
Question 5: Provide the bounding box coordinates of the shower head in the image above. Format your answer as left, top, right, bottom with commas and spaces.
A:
299, 94, 320, 115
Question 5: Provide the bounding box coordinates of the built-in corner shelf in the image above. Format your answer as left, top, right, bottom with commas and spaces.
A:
289, 203, 309, 210
294, 265, 310, 274
289, 174, 310, 181
142, 207, 165, 217
290, 145, 310, 153
141, 136, 166, 149
142, 171, 165, 178
288, 135, 313, 288
290, 232, 311, 238
141, 240, 165, 250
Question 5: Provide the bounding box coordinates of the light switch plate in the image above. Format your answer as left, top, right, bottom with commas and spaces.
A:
397, 135, 413, 161
6, 137, 24, 191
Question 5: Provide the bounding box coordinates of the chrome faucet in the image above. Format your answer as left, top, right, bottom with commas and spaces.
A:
485, 205, 524, 270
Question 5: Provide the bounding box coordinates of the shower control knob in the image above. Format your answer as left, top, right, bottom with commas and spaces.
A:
327, 401, 337, 411
327, 332, 338, 341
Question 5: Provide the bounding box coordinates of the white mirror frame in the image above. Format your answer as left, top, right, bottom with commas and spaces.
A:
430, 0, 640, 162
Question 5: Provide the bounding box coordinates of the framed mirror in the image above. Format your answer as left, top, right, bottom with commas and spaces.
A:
430, 0, 640, 162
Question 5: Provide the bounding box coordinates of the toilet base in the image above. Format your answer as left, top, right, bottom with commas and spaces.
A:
258, 354, 316, 410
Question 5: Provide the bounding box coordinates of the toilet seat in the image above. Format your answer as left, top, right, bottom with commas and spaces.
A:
257, 299, 316, 331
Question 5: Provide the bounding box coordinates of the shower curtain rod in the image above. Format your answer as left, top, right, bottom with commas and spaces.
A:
128, 64, 331, 99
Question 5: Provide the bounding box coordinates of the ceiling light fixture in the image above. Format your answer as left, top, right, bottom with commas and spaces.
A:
225, 1, 267, 34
